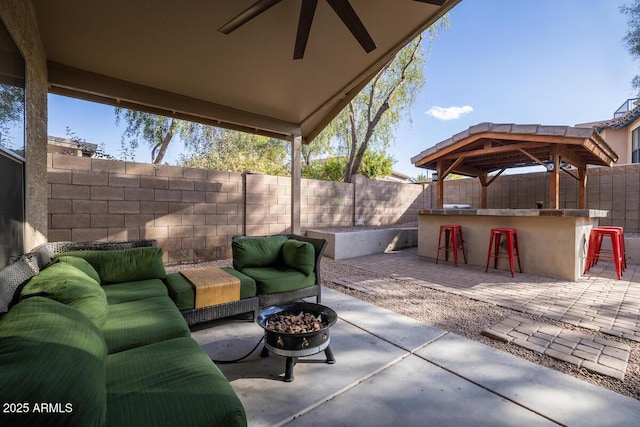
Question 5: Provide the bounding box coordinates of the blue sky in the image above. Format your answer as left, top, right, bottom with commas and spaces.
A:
48, 0, 638, 178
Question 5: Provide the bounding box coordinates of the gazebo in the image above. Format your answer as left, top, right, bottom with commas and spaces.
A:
411, 122, 619, 209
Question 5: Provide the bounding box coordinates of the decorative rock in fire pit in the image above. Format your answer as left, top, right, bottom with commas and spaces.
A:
258, 302, 337, 382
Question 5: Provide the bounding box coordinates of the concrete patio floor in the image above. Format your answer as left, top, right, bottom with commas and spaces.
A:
192, 282, 640, 426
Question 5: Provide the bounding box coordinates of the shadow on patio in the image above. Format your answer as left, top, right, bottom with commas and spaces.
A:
192, 253, 640, 426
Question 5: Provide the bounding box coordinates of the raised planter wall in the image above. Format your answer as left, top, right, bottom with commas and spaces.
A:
307, 228, 418, 260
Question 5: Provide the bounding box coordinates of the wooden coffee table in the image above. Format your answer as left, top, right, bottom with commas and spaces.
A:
180, 266, 240, 309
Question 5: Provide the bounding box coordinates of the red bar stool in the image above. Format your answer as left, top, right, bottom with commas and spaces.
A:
584, 227, 624, 279
596, 226, 626, 271
436, 225, 467, 266
485, 228, 522, 277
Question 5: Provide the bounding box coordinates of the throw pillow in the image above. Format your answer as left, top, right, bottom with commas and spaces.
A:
0, 259, 36, 314
57, 246, 166, 284
20, 262, 109, 328
282, 239, 315, 276
56, 255, 101, 284
232, 236, 288, 271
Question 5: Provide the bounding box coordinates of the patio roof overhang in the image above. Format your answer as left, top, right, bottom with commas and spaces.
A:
31, 0, 459, 143
411, 122, 619, 209
29, 0, 460, 234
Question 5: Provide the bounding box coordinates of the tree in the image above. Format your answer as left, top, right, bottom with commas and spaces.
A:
115, 109, 197, 164
310, 18, 448, 183
622, 1, 640, 92
178, 128, 290, 176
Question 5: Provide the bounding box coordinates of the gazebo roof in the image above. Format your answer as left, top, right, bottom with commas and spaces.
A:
31, 0, 459, 142
411, 122, 619, 176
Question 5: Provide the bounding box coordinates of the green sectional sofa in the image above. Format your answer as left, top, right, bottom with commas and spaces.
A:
0, 240, 246, 427
168, 234, 327, 325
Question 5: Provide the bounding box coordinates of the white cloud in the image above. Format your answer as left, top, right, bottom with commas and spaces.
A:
425, 105, 474, 121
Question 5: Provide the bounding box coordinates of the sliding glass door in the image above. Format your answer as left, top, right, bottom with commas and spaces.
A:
0, 18, 26, 268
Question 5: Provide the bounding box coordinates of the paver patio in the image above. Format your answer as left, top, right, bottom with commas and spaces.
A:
338, 248, 640, 342
483, 316, 631, 380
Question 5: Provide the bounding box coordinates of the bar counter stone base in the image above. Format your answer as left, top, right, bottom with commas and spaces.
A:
418, 209, 608, 281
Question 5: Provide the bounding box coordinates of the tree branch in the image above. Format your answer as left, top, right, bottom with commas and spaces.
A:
153, 118, 178, 164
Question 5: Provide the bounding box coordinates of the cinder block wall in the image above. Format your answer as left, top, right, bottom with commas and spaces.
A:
302, 178, 354, 229
47, 155, 429, 264
353, 174, 428, 225
47, 155, 244, 264
438, 164, 640, 232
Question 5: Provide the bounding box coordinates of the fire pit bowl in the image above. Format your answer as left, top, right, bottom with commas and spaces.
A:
257, 301, 337, 382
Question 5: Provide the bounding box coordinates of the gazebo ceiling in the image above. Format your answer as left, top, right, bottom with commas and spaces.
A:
411, 122, 619, 176
31, 0, 458, 142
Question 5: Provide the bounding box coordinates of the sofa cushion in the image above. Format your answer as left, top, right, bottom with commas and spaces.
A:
20, 261, 109, 328
164, 272, 195, 310
282, 239, 315, 275
0, 259, 36, 314
222, 267, 257, 299
103, 295, 190, 354
57, 255, 101, 284
58, 246, 167, 284
103, 279, 169, 305
106, 337, 246, 427
0, 297, 107, 427
232, 235, 288, 271
241, 267, 315, 294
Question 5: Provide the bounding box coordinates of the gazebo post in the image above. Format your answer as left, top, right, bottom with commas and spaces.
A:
479, 175, 488, 208
436, 161, 444, 209
549, 151, 560, 209
578, 166, 587, 209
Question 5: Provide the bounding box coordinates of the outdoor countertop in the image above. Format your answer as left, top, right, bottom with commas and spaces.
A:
417, 208, 609, 218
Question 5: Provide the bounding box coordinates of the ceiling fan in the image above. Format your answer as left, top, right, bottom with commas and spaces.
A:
218, 0, 447, 60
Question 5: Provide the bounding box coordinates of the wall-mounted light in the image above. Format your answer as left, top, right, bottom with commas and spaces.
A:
431, 172, 438, 182
546, 161, 569, 173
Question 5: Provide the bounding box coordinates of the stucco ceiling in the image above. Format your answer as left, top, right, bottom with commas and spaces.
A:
31, 0, 459, 142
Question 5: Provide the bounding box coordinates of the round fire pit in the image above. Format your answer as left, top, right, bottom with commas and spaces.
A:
258, 302, 337, 382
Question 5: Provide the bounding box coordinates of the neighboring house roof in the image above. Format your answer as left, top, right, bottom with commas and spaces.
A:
48, 136, 98, 157
580, 99, 640, 131
386, 170, 412, 182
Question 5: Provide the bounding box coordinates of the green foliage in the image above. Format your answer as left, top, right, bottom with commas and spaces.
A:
622, 1, 640, 93
358, 150, 395, 179
302, 150, 395, 181
302, 157, 345, 181
178, 128, 290, 176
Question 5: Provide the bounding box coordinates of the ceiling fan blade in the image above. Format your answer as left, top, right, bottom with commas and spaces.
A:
413, 0, 447, 5
218, 0, 282, 34
326, 0, 376, 54
294, 0, 319, 60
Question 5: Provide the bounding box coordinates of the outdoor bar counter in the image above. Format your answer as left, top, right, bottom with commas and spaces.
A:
418, 209, 609, 281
